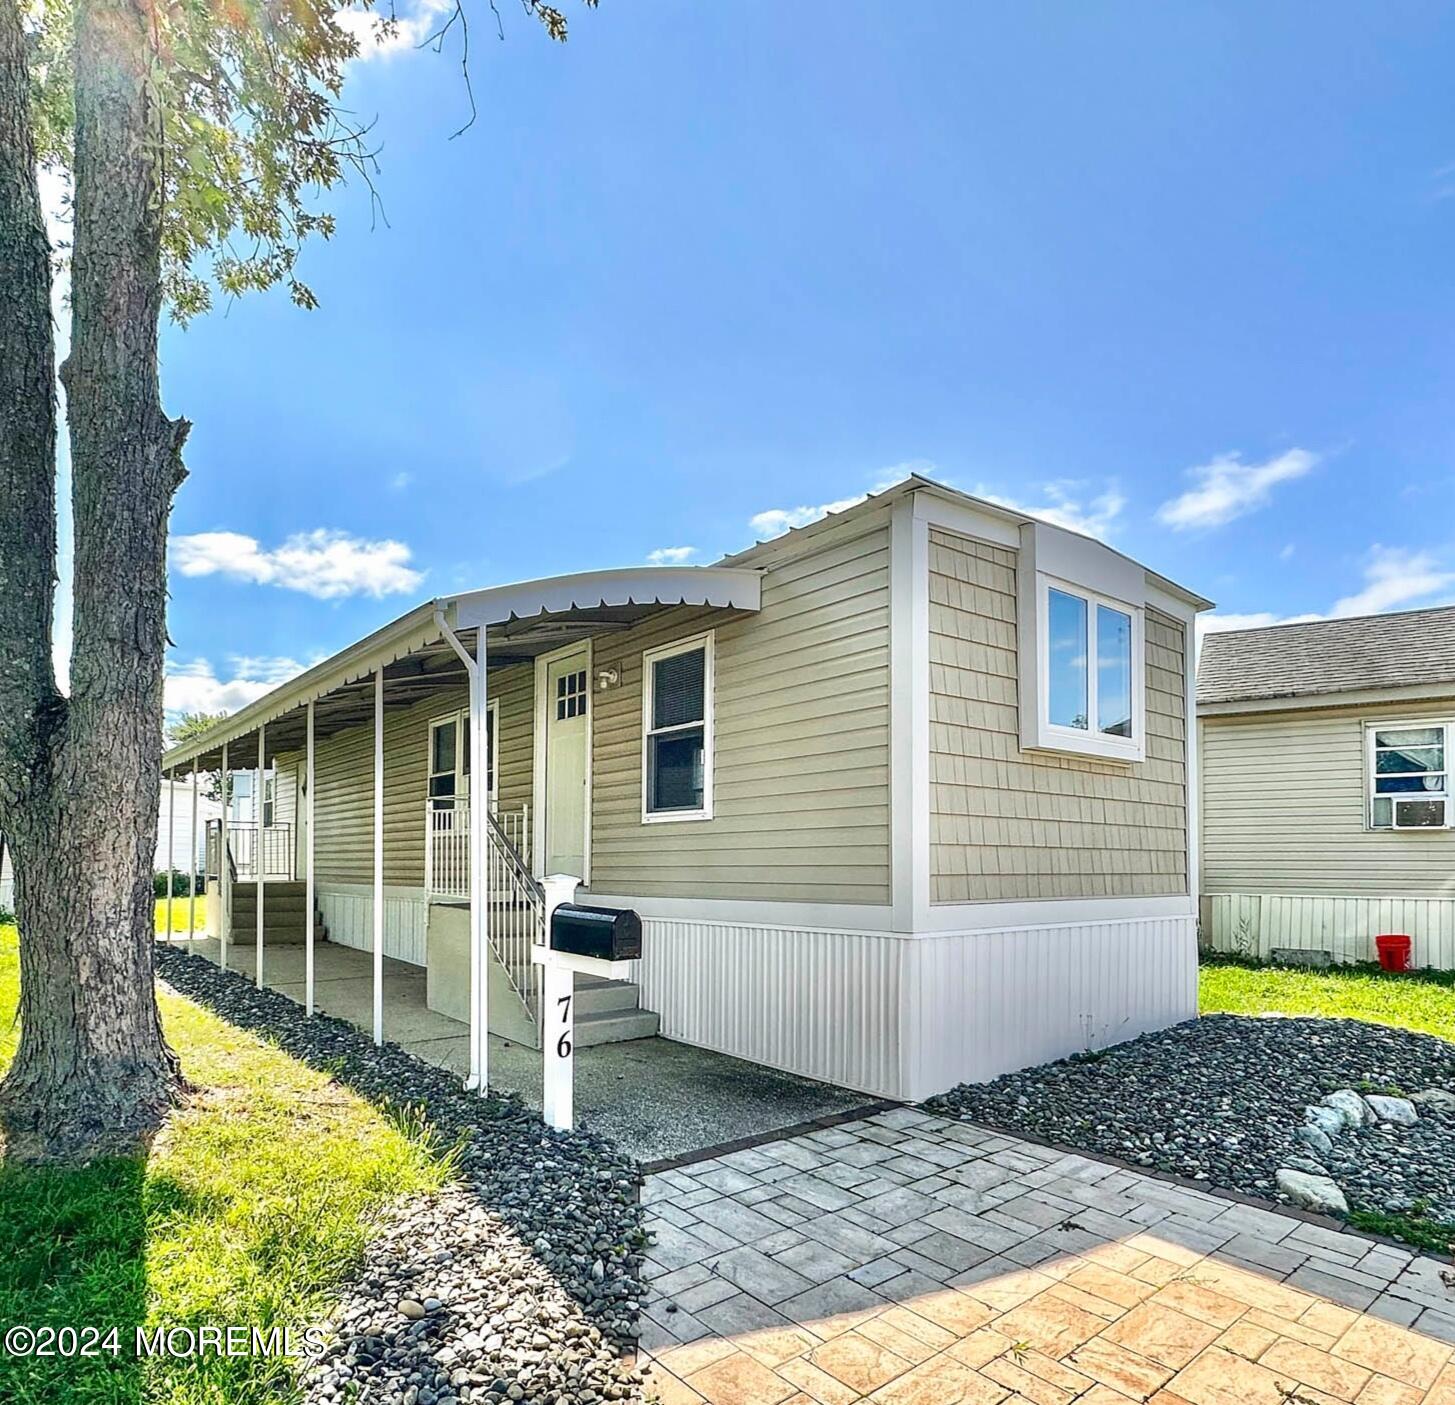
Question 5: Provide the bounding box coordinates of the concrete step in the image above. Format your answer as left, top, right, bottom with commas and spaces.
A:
230, 881, 305, 897
573, 1006, 660, 1047
574, 977, 645, 1016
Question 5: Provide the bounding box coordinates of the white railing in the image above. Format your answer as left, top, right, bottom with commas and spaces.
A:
424, 798, 542, 1033
425, 799, 530, 901
206, 821, 293, 881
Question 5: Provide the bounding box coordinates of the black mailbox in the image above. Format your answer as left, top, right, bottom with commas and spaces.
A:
550, 904, 642, 962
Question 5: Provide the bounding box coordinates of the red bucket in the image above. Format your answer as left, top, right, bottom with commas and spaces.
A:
1375, 933, 1412, 973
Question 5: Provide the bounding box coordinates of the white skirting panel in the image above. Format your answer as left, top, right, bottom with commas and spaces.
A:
901, 916, 1198, 1102
634, 919, 905, 1100
1208, 893, 1455, 971
318, 884, 428, 966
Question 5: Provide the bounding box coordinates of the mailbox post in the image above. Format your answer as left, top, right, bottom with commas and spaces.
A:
532, 876, 641, 1133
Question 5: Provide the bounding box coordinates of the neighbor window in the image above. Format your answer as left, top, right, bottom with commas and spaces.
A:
1041, 580, 1141, 758
1369, 723, 1450, 830
642, 634, 713, 820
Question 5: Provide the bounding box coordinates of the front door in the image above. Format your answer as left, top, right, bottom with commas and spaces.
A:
543, 649, 589, 877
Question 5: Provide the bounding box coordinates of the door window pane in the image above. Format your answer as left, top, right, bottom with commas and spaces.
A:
1096, 605, 1133, 738
1047, 589, 1088, 731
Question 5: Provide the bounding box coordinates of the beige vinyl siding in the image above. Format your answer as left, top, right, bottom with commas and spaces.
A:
273, 661, 535, 888
929, 527, 1188, 903
1200, 698, 1455, 898
588, 514, 892, 903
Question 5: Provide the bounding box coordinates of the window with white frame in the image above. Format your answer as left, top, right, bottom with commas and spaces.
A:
428, 705, 496, 810
1368, 723, 1450, 830
642, 634, 713, 820
262, 773, 276, 828
1039, 578, 1142, 759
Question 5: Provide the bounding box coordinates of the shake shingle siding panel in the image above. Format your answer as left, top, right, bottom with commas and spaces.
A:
928, 527, 1188, 904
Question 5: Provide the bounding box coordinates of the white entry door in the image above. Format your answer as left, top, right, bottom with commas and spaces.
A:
543, 649, 589, 878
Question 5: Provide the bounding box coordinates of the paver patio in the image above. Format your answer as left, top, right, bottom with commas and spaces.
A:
638, 1108, 1455, 1405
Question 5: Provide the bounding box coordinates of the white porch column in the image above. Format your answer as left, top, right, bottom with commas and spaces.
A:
306, 699, 316, 1017
470, 630, 489, 1092
165, 769, 175, 944
255, 721, 266, 988
434, 609, 490, 1093
189, 761, 199, 955
220, 741, 230, 970
373, 669, 384, 1044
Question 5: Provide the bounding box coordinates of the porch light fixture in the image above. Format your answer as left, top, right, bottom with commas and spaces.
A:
595, 667, 619, 691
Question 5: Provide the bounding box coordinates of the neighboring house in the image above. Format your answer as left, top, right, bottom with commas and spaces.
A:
163, 474, 1209, 1101
0, 781, 219, 912
1199, 605, 1455, 970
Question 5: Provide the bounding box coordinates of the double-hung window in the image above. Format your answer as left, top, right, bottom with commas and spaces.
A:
1368, 723, 1450, 830
1038, 577, 1143, 761
642, 633, 713, 821
428, 704, 496, 811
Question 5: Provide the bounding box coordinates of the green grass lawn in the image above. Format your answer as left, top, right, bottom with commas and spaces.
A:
0, 921, 449, 1404
1199, 956, 1455, 1041
153, 898, 206, 936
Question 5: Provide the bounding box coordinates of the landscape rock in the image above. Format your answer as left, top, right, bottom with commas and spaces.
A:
924, 1012, 1455, 1232
1412, 1089, 1455, 1112
1276, 1168, 1350, 1216
1305, 1106, 1346, 1139
1365, 1095, 1419, 1127
1322, 1089, 1374, 1129
1295, 1124, 1334, 1158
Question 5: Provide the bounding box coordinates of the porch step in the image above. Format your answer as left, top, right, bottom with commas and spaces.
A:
574, 976, 647, 1017
573, 1006, 661, 1047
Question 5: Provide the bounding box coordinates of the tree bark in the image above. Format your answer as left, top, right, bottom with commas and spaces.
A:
0, 0, 187, 1162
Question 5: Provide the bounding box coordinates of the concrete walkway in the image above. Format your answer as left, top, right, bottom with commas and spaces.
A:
639, 1107, 1455, 1405
166, 936, 870, 1161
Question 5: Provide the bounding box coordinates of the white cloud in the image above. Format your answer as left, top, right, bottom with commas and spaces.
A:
1279, 543, 1296, 561
333, 0, 452, 60
171, 529, 423, 600
1330, 545, 1455, 618
1157, 449, 1317, 531
390, 471, 414, 491
1195, 544, 1455, 648
748, 467, 923, 542
972, 480, 1125, 541
165, 656, 308, 717
647, 546, 696, 565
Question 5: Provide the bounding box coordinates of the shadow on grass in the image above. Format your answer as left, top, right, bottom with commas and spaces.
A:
0, 1155, 148, 1404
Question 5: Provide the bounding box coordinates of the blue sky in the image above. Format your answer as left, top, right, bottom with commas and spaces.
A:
108, 2, 1455, 715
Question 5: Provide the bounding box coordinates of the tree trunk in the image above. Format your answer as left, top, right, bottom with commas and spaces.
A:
0, 0, 187, 1162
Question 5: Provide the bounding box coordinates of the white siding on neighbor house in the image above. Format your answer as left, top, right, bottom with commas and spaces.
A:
1206, 893, 1455, 970
1199, 699, 1455, 899
588, 513, 892, 904
927, 528, 1189, 904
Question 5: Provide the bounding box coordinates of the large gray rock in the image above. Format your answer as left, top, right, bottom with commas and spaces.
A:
1304, 1106, 1347, 1139
1364, 1095, 1419, 1126
1295, 1124, 1334, 1158
1276, 1168, 1349, 1215
1411, 1088, 1455, 1113
1322, 1089, 1374, 1129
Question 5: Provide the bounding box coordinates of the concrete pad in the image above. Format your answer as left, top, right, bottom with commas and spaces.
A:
174, 937, 873, 1163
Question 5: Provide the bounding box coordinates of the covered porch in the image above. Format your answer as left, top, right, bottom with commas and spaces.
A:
159, 565, 762, 1102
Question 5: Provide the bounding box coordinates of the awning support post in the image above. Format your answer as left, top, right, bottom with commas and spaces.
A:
306, 699, 316, 1017
220, 741, 230, 971
165, 769, 175, 944
256, 721, 266, 988
189, 761, 199, 955
434, 608, 489, 1094
373, 668, 384, 1045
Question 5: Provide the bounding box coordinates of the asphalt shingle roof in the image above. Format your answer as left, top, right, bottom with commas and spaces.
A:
1197, 604, 1455, 706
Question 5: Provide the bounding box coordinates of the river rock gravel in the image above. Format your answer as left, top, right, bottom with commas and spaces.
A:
925, 1012, 1455, 1227
156, 947, 647, 1404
